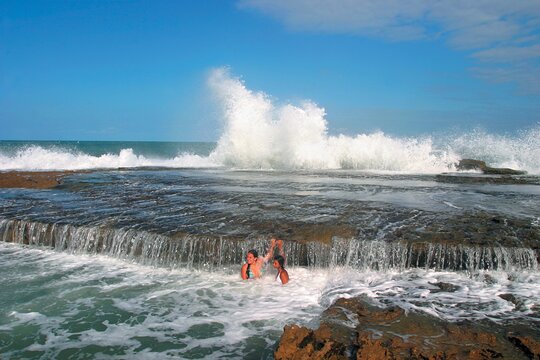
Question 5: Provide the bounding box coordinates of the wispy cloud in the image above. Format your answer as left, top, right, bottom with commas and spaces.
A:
473, 44, 540, 63
239, 0, 540, 93
239, 0, 433, 41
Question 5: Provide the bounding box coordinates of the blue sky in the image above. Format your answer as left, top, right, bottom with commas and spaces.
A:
1, 0, 539, 141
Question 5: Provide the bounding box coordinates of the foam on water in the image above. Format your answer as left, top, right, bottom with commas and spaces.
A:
0, 146, 218, 171
1, 242, 539, 358
321, 268, 540, 322
0, 243, 326, 359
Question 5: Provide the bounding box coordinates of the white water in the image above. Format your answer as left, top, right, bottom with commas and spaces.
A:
1, 68, 539, 173
208, 68, 459, 172
0, 243, 327, 358
0, 147, 218, 171
206, 68, 540, 173
1, 242, 539, 358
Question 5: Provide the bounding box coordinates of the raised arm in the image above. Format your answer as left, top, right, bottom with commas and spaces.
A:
261, 238, 276, 263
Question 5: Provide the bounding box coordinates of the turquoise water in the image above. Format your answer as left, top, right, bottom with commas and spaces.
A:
0, 140, 215, 159
0, 243, 327, 359
0, 141, 218, 170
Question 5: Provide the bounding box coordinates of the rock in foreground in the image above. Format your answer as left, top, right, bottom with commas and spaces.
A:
275, 297, 540, 359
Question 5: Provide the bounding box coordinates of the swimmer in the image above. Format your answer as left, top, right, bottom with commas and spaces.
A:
273, 239, 289, 284
241, 238, 276, 280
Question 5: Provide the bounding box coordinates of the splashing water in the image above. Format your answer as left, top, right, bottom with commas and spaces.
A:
1, 242, 539, 358
0, 146, 217, 171
447, 126, 540, 174
207, 68, 460, 173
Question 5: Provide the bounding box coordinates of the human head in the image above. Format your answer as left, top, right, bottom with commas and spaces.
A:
273, 255, 285, 269
246, 249, 258, 264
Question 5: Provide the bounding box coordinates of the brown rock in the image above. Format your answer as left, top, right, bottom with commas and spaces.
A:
273, 325, 312, 358
0, 170, 86, 189
275, 296, 539, 360
356, 335, 392, 360
274, 324, 348, 360
456, 159, 526, 175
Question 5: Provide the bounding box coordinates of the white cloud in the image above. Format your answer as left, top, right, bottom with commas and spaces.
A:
238, 0, 432, 40
473, 44, 540, 62
239, 0, 540, 47
239, 0, 540, 92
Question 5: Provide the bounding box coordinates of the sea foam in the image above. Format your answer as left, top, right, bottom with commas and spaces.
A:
0, 146, 217, 171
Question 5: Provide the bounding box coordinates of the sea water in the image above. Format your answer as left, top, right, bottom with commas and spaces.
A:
1, 165, 539, 359
0, 243, 328, 359
1, 69, 539, 358
1, 241, 539, 359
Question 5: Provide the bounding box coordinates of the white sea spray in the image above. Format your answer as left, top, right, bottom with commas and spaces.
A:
207, 68, 460, 173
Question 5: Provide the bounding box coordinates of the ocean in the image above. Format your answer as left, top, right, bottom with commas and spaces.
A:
0, 136, 539, 359
1, 72, 540, 359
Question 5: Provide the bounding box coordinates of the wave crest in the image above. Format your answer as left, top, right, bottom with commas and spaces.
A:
0, 146, 217, 171
208, 68, 458, 173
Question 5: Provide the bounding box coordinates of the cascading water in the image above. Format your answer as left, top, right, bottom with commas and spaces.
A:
1, 219, 536, 273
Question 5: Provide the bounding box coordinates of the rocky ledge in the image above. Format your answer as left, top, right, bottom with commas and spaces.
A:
275, 296, 540, 359
456, 159, 527, 175
0, 171, 87, 189
435, 159, 533, 185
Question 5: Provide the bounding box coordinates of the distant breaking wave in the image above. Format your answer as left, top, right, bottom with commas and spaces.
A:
0, 146, 218, 170
0, 68, 539, 174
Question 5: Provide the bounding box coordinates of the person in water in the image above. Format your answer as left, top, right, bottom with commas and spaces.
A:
241, 239, 276, 280
241, 238, 290, 284
273, 239, 289, 284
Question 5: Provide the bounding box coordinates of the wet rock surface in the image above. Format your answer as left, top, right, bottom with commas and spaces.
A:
436, 159, 534, 185
383, 212, 540, 251
275, 296, 540, 359
429, 281, 460, 293
0, 171, 88, 189
456, 159, 527, 175
1, 169, 538, 271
